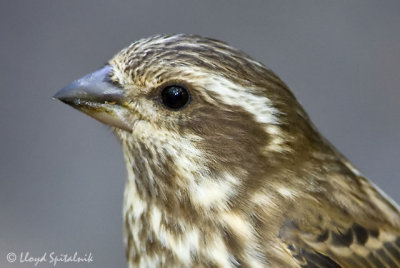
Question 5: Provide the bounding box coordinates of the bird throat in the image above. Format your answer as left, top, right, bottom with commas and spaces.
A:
119, 133, 255, 267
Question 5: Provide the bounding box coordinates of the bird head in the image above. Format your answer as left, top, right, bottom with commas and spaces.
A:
55, 34, 329, 211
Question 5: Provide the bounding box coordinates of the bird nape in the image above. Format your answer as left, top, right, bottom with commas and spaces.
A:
55, 34, 400, 268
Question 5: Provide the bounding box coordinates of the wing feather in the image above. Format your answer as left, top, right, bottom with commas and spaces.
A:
278, 193, 400, 268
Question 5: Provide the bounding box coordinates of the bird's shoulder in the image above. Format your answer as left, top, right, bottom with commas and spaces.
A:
276, 173, 400, 268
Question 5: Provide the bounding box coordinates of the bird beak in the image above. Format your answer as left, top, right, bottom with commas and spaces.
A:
54, 65, 132, 132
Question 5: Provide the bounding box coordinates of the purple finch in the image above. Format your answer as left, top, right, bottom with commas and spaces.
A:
55, 34, 400, 268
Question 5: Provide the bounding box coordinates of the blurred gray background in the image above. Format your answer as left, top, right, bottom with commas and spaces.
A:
1, 1, 399, 267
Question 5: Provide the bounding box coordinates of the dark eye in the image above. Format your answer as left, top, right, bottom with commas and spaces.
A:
161, 85, 190, 110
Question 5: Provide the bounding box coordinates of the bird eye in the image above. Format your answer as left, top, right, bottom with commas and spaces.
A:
161, 85, 190, 110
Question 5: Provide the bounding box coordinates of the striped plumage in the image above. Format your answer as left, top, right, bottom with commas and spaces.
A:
55, 34, 400, 267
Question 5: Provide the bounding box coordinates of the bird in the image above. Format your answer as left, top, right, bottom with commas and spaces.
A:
54, 34, 400, 268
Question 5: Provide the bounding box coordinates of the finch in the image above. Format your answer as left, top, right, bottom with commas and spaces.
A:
55, 34, 400, 267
